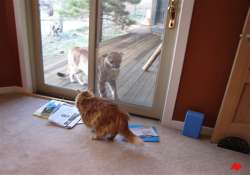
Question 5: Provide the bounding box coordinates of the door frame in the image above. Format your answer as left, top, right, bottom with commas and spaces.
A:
13, 0, 34, 93
211, 7, 250, 143
161, 0, 196, 125
94, 0, 192, 119
13, 0, 195, 123
22, 0, 97, 99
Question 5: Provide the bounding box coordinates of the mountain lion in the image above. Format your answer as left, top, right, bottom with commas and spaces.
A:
57, 47, 123, 99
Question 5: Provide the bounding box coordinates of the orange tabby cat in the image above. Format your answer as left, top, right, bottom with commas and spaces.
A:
75, 90, 142, 144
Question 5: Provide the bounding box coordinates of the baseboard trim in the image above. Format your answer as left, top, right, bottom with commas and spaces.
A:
164, 120, 214, 136
0, 86, 26, 94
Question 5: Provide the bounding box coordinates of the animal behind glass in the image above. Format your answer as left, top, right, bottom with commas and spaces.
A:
57, 47, 123, 100
57, 47, 88, 86
98, 52, 123, 100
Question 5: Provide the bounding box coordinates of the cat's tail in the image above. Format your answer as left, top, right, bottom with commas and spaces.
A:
118, 117, 143, 145
120, 127, 143, 145
57, 50, 72, 78
57, 72, 69, 77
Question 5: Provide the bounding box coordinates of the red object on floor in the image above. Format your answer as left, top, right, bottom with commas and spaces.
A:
231, 163, 241, 171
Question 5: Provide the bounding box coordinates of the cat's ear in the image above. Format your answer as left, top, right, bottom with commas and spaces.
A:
81, 90, 93, 98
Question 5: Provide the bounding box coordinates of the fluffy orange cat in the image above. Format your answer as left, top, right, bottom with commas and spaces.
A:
75, 91, 141, 144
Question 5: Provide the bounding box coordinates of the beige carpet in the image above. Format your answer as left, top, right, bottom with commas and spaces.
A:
0, 93, 249, 175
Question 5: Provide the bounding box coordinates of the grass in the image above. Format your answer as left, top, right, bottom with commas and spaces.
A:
41, 17, 141, 61
41, 28, 89, 62
41, 24, 125, 60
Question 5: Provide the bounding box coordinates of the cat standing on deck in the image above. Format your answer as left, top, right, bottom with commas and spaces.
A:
57, 47, 123, 100
57, 47, 88, 85
98, 52, 123, 100
75, 90, 142, 144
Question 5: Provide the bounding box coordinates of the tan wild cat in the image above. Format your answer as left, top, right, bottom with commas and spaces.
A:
57, 47, 123, 100
75, 90, 142, 144
98, 52, 122, 100
57, 47, 88, 85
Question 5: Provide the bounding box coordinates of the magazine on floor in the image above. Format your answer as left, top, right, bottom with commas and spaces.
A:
48, 104, 81, 129
129, 124, 160, 142
33, 100, 64, 119
33, 100, 82, 129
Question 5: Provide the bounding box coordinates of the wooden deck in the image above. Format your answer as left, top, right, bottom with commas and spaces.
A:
44, 30, 161, 107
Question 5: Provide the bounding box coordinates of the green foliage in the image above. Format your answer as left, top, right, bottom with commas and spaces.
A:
102, 0, 141, 29
59, 0, 141, 28
59, 0, 89, 18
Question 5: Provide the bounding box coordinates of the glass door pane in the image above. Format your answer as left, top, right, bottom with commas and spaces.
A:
95, 0, 167, 109
37, 0, 90, 91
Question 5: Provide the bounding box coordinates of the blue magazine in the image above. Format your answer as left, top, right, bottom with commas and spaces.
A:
129, 124, 160, 142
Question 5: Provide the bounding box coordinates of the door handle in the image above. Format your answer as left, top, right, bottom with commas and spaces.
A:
168, 0, 178, 29
246, 34, 250, 41
240, 33, 250, 41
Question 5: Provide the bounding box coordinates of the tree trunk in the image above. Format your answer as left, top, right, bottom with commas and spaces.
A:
97, 1, 103, 43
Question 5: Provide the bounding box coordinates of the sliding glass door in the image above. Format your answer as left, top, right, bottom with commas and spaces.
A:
31, 0, 178, 119
95, 0, 172, 118
32, 0, 92, 98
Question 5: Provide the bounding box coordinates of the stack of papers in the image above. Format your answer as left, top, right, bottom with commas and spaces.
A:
33, 100, 63, 119
33, 100, 81, 129
129, 124, 160, 142
48, 104, 81, 129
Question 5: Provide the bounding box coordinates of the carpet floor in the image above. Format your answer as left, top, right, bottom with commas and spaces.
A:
0, 93, 249, 175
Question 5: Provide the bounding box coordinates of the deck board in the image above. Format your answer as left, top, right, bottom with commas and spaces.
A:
44, 31, 161, 107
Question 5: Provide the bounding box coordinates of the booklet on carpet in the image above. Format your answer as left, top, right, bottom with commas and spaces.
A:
33, 100, 81, 129
129, 124, 160, 142
33, 100, 64, 119
48, 104, 81, 129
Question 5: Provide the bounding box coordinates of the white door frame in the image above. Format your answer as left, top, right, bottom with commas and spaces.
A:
13, 0, 198, 128
13, 0, 34, 92
161, 0, 194, 124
